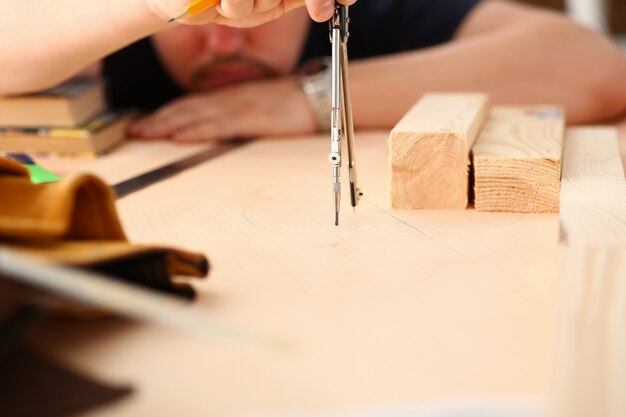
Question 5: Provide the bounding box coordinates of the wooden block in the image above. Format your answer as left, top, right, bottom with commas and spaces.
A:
559, 127, 626, 244
553, 127, 626, 417
389, 93, 488, 209
472, 106, 565, 213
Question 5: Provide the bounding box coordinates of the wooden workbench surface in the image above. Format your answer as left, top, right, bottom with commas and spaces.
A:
32, 132, 559, 416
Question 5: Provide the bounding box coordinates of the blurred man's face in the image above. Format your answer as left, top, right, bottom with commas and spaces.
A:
152, 9, 310, 91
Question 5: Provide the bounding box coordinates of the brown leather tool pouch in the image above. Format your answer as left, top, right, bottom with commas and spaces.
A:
0, 157, 209, 303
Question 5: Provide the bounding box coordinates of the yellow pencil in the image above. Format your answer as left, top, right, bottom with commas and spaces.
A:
169, 0, 220, 22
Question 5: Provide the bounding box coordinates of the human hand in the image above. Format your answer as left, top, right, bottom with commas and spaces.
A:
129, 77, 318, 142
146, 0, 356, 28
301, 0, 357, 22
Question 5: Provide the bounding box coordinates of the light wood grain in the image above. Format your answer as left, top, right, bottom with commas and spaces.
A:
29, 132, 559, 417
472, 106, 565, 213
552, 127, 626, 417
389, 93, 488, 209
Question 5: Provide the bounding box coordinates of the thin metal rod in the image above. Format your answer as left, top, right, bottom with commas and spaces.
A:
330, 27, 342, 225
340, 43, 359, 208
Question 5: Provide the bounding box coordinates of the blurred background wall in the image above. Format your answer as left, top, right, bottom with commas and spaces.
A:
512, 0, 626, 49
611, 0, 626, 33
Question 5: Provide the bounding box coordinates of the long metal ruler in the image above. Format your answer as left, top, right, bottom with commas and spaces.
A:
113, 139, 251, 199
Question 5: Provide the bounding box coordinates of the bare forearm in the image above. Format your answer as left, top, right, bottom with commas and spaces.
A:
0, 0, 361, 96
0, 0, 168, 96
350, 3, 626, 127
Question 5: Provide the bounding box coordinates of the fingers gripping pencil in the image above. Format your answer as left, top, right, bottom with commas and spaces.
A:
169, 0, 220, 22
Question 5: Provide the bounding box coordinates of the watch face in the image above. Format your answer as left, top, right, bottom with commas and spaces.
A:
296, 58, 332, 132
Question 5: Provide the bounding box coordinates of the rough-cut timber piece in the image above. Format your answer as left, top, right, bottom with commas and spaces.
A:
389, 93, 488, 209
553, 127, 626, 417
472, 106, 565, 213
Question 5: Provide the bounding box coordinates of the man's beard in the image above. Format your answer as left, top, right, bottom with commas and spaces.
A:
190, 55, 279, 91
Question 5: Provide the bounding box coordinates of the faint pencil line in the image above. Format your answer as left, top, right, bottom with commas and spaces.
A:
362, 198, 464, 255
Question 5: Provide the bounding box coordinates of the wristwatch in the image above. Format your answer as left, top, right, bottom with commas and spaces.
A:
296, 57, 332, 132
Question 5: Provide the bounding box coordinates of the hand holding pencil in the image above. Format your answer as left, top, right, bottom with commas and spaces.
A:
168, 0, 220, 22
158, 0, 356, 27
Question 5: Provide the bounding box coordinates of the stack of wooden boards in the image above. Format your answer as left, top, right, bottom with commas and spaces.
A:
390, 94, 626, 417
389, 93, 564, 213
0, 78, 131, 156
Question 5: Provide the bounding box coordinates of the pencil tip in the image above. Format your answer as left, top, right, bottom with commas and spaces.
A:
169, 11, 188, 23
335, 212, 339, 226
